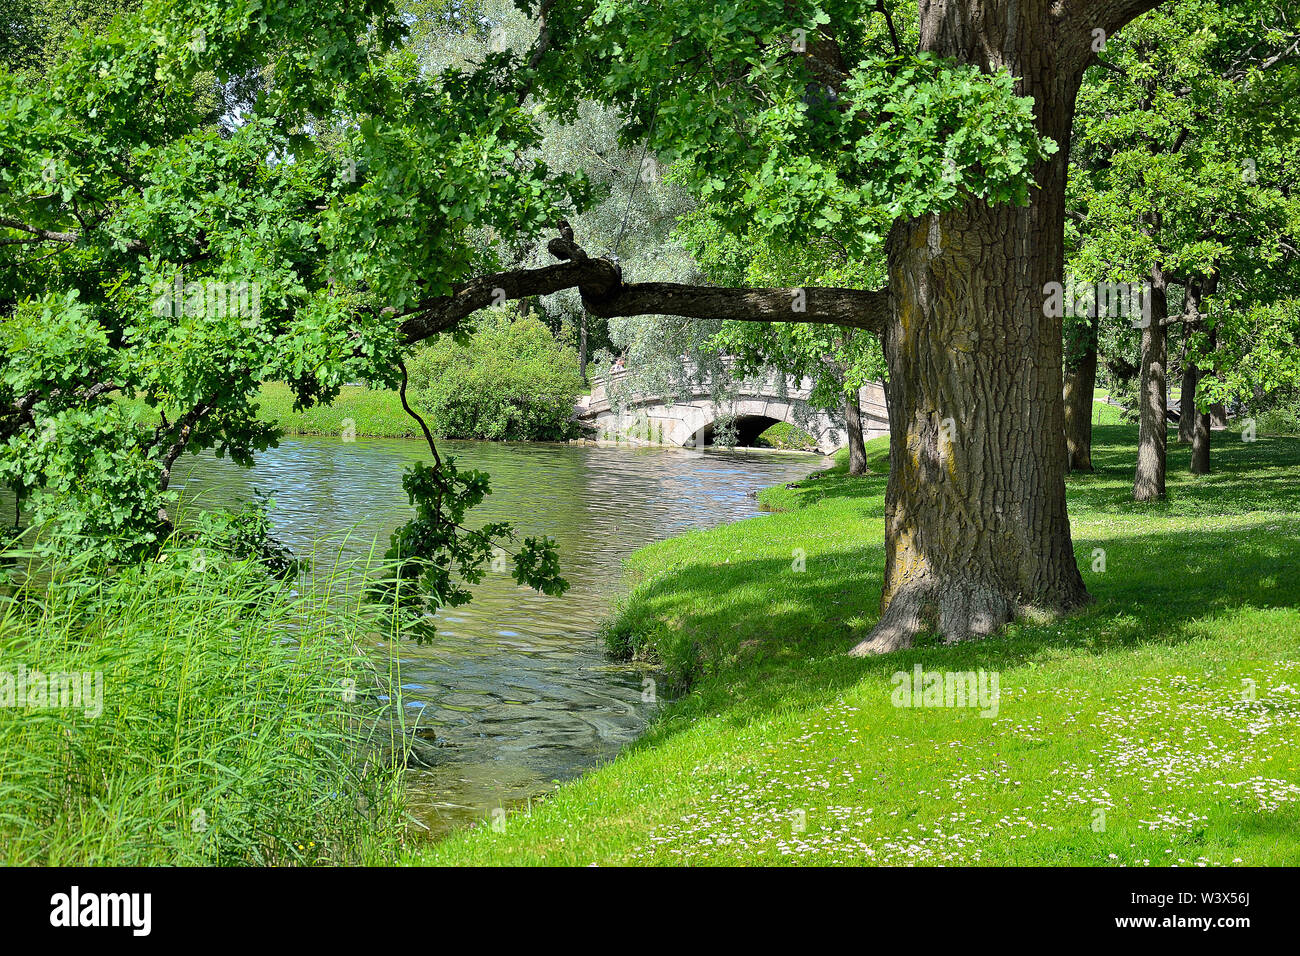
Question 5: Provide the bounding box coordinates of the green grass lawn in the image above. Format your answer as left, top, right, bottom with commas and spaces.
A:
414, 423, 1300, 866
1092, 386, 1128, 425
254, 382, 421, 438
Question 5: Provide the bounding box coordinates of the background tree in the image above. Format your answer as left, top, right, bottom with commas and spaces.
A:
410, 0, 700, 385
1066, 0, 1300, 494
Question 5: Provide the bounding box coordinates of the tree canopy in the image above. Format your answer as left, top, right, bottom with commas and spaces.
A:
10, 0, 1290, 650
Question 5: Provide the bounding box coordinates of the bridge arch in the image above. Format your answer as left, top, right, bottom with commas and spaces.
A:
575, 367, 888, 456
682, 398, 809, 449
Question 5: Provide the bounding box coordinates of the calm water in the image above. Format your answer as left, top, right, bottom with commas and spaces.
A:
175, 437, 819, 837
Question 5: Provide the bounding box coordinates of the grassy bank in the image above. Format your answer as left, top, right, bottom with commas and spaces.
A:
0, 533, 410, 865
259, 383, 1127, 443
417, 424, 1300, 865
255, 382, 422, 438
255, 382, 843, 447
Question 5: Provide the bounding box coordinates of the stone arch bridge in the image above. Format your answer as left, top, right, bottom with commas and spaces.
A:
575, 364, 888, 455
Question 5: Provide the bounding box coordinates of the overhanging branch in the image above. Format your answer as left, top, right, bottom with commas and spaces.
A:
398, 224, 889, 343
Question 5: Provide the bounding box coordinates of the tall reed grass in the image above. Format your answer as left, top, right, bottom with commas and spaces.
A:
0, 533, 411, 865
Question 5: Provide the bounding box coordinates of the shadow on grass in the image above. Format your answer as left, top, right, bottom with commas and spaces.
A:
1068, 426, 1300, 515
759, 444, 891, 514
626, 426, 1300, 749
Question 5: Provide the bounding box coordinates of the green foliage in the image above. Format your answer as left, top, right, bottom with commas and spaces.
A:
0, 0, 142, 75
182, 494, 302, 577
0, 527, 408, 865
1067, 0, 1300, 411
378, 452, 567, 639
0, 0, 589, 612
550, 2, 1052, 259
406, 315, 583, 441
756, 421, 819, 451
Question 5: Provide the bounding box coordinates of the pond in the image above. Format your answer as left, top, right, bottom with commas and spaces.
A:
176, 437, 821, 838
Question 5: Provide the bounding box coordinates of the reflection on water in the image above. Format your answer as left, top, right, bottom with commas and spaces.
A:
175, 437, 821, 838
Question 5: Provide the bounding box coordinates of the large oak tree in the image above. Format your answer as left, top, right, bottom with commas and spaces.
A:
2, 0, 1176, 652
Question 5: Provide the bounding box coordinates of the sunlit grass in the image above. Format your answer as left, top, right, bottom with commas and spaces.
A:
416, 424, 1300, 866
254, 382, 421, 439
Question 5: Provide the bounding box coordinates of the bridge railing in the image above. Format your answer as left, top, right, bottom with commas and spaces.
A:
583, 359, 827, 413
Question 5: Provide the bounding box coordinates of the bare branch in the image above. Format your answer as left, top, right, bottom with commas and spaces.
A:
516, 0, 556, 106
579, 280, 888, 332
0, 218, 79, 245
0, 216, 149, 254
877, 0, 902, 56
397, 225, 890, 344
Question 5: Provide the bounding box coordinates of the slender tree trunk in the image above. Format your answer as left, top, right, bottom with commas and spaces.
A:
1190, 327, 1215, 474
1133, 268, 1169, 502
844, 389, 868, 475
1177, 360, 1197, 443
1210, 402, 1227, 429
578, 310, 589, 383
852, 0, 1100, 654
1176, 280, 1208, 444
1190, 383, 1211, 474
1063, 315, 1098, 472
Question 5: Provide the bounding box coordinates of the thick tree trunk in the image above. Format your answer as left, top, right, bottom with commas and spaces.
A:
1063, 319, 1098, 472
1133, 271, 1169, 502
396, 0, 1162, 658
844, 390, 868, 475
851, 1, 1096, 655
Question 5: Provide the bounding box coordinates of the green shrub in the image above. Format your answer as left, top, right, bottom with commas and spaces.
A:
756, 421, 818, 450
1256, 392, 1300, 436
1260, 405, 1300, 435
407, 315, 583, 441
0, 529, 409, 866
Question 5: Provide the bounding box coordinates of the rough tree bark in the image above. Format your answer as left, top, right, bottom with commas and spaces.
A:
1176, 278, 1209, 443
1190, 371, 1211, 474
1190, 326, 1215, 475
846, 0, 1168, 654
396, 0, 1166, 656
1063, 315, 1098, 472
396, 227, 889, 344
845, 389, 869, 475
1133, 265, 1169, 501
